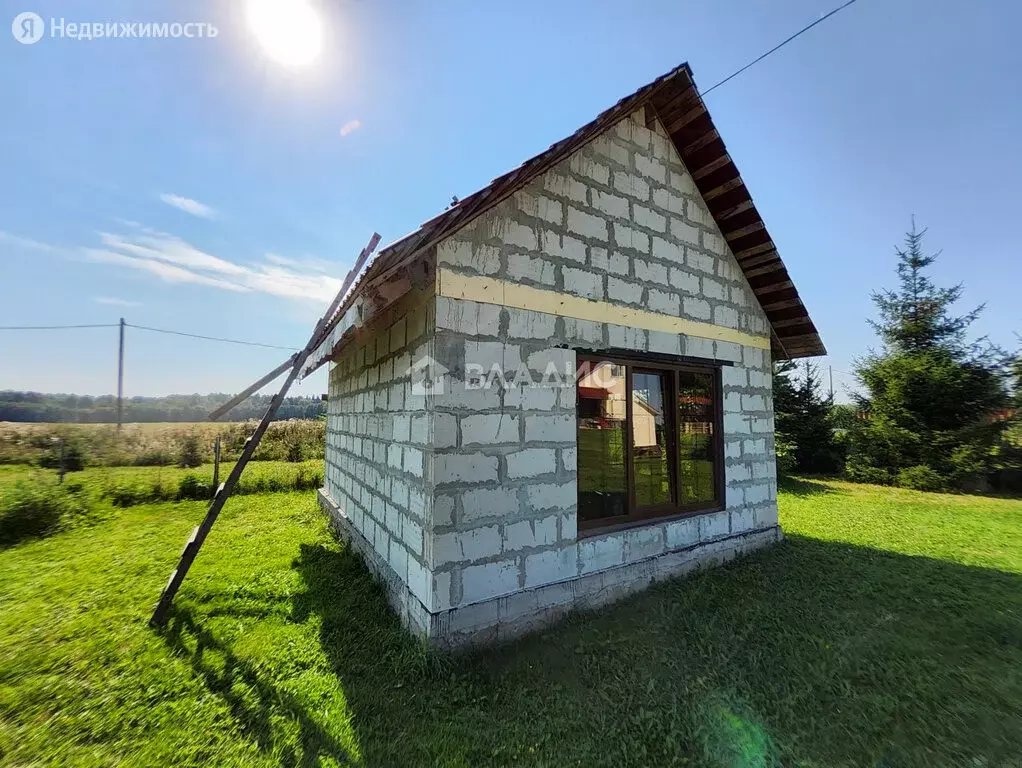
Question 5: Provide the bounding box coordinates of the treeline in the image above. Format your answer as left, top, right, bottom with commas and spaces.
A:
0, 392, 325, 423
776, 221, 1022, 495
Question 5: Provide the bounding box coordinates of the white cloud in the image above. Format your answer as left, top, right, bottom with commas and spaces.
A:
159, 193, 218, 220
93, 297, 142, 307
339, 119, 362, 137
97, 231, 248, 276
265, 252, 332, 273
85, 248, 251, 292
0, 231, 59, 252
82, 226, 343, 302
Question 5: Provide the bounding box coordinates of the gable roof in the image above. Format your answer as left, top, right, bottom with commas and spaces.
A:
317, 61, 825, 368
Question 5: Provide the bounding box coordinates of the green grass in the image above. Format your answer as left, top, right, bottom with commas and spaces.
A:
1, 477, 1021, 765
0, 460, 324, 507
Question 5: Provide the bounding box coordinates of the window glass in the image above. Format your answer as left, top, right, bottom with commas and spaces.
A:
631, 371, 672, 507
577, 361, 628, 522
575, 357, 722, 530
677, 371, 716, 505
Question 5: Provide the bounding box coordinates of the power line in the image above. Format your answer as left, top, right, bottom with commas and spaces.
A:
0, 319, 300, 351
0, 323, 118, 330
125, 323, 300, 351
700, 0, 861, 98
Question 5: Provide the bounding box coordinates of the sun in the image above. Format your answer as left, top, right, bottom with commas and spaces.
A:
246, 0, 324, 68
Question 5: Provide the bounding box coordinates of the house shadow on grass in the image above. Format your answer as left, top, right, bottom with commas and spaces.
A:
777, 475, 836, 497
169, 537, 1022, 766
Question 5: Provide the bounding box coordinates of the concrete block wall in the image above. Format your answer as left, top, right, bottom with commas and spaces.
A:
426, 298, 776, 640
422, 108, 778, 642
323, 292, 436, 633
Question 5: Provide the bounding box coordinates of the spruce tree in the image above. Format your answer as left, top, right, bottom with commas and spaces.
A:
1012, 343, 1022, 408
868, 219, 982, 357
849, 221, 1008, 490
773, 360, 841, 476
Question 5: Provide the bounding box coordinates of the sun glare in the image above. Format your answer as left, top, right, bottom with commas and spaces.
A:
246, 0, 324, 68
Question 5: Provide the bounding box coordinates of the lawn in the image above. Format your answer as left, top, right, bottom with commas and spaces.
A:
0, 460, 323, 505
1, 478, 1021, 766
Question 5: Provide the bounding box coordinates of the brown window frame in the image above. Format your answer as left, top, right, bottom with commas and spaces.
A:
576, 353, 725, 536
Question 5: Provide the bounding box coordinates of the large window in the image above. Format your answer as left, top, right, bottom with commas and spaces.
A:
576, 355, 723, 532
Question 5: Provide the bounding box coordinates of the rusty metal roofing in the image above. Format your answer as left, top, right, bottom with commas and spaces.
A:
324, 61, 825, 361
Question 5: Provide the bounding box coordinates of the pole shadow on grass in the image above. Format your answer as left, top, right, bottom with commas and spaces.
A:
287, 537, 1022, 767
160, 607, 357, 767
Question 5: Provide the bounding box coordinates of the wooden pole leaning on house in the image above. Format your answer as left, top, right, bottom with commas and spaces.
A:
207, 232, 382, 423
149, 232, 381, 628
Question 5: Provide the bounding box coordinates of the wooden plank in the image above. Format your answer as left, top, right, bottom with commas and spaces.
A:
652, 84, 698, 119
728, 228, 772, 255
326, 232, 382, 323
715, 200, 754, 221
643, 102, 658, 129
435, 268, 771, 351
208, 354, 298, 421
150, 356, 309, 628
663, 102, 707, 134
723, 221, 766, 242
765, 304, 811, 322
744, 260, 787, 279
753, 279, 794, 296
772, 317, 817, 331
737, 251, 779, 269
702, 177, 744, 202
734, 242, 776, 260
774, 332, 824, 348
678, 128, 719, 157
749, 272, 791, 292
762, 297, 803, 312
691, 155, 733, 182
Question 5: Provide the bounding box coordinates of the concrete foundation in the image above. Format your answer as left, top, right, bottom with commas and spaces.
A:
320, 487, 782, 649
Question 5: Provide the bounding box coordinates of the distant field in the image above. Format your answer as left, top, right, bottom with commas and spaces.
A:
0, 421, 230, 436
0, 419, 325, 467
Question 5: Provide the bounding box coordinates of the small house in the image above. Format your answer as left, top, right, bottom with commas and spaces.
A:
308, 62, 825, 648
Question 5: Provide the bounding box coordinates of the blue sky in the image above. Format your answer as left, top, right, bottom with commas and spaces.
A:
1, 0, 1020, 401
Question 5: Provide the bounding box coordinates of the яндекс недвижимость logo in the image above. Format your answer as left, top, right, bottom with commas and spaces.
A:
11, 12, 45, 44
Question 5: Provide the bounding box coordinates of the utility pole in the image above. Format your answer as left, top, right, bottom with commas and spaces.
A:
117, 317, 125, 429
829, 365, 835, 402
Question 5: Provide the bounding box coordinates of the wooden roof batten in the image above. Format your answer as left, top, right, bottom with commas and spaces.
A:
303, 61, 824, 369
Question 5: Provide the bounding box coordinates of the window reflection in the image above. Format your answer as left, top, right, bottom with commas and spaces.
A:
631, 371, 672, 507
678, 371, 716, 504
577, 361, 627, 522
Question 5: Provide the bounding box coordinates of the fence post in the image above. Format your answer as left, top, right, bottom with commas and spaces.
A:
211, 436, 221, 500
58, 438, 66, 485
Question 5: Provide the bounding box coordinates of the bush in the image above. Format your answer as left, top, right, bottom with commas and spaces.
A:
845, 462, 894, 487
774, 437, 797, 477
177, 434, 204, 468
39, 439, 87, 472
177, 474, 211, 501
134, 449, 174, 467
896, 465, 948, 493
0, 477, 88, 546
